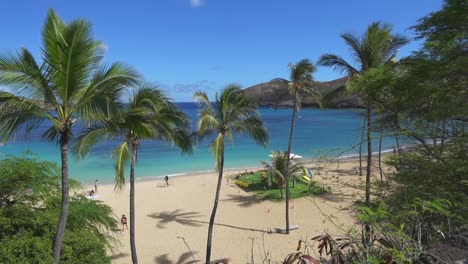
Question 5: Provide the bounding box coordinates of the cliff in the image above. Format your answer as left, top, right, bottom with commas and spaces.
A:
243, 77, 364, 109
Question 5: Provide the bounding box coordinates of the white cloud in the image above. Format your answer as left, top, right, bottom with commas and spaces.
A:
190, 0, 203, 8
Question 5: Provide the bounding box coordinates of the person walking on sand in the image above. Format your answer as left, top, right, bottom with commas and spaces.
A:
94, 179, 98, 193
120, 214, 128, 230
164, 175, 169, 187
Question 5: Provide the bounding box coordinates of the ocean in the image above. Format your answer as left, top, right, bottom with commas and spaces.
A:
0, 103, 398, 184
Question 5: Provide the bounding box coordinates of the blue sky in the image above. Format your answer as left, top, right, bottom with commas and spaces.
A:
1, 0, 443, 101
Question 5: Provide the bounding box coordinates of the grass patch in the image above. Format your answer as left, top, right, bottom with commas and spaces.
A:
235, 170, 326, 200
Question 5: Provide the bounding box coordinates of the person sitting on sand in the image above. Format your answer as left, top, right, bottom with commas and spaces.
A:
89, 189, 95, 196
121, 214, 128, 230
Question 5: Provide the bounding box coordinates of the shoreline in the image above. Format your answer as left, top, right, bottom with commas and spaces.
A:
91, 146, 399, 187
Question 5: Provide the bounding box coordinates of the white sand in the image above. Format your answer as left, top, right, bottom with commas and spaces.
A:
97, 159, 375, 263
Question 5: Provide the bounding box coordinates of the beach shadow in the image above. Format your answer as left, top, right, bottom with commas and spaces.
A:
212, 258, 230, 264
147, 209, 204, 229
148, 209, 265, 233
320, 192, 357, 203
154, 254, 171, 264
222, 194, 261, 208
154, 252, 199, 264
328, 168, 356, 176
110, 253, 129, 260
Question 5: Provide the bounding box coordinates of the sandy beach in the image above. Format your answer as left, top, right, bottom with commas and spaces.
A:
97, 158, 373, 263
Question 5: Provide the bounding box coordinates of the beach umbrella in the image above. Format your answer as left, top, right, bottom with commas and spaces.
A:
269, 153, 303, 159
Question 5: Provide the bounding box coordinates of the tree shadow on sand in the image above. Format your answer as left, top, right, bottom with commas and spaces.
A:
221, 194, 261, 208
320, 192, 358, 203
110, 253, 130, 260
148, 209, 266, 233
154, 252, 199, 264
147, 209, 204, 229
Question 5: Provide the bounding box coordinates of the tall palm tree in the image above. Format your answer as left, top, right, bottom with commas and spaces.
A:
0, 10, 138, 262
74, 86, 193, 264
262, 150, 306, 199
285, 59, 315, 234
194, 84, 268, 264
317, 22, 409, 205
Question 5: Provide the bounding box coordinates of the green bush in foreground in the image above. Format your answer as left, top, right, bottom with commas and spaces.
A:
0, 154, 117, 263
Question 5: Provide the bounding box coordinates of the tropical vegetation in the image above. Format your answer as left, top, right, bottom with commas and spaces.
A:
194, 84, 269, 264
0, 9, 139, 262
0, 154, 118, 263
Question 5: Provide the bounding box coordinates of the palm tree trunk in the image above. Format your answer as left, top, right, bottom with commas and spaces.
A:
364, 98, 373, 257
130, 143, 138, 264
205, 150, 225, 264
359, 116, 366, 176
365, 99, 372, 205
378, 124, 383, 183
285, 97, 298, 235
53, 133, 70, 263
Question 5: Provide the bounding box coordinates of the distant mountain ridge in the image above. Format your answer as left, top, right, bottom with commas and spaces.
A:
243, 77, 364, 109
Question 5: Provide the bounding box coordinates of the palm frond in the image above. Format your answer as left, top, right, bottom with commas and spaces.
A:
112, 141, 130, 191
317, 54, 358, 74
193, 90, 217, 118
232, 116, 269, 146
42, 9, 104, 107
74, 62, 139, 122
210, 133, 225, 172
0, 48, 56, 106
0, 92, 57, 143
72, 126, 111, 159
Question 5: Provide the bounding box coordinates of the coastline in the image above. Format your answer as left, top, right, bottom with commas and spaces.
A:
90, 146, 398, 187
95, 156, 389, 263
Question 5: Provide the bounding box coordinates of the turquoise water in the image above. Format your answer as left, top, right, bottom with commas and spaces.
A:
0, 103, 398, 184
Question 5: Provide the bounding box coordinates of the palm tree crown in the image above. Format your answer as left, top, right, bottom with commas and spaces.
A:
74, 85, 193, 189
194, 84, 269, 171
0, 10, 139, 143
317, 21, 409, 74
288, 59, 316, 111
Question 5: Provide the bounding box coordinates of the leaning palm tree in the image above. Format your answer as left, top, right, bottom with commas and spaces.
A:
0, 10, 138, 262
285, 59, 316, 234
317, 22, 409, 205
262, 150, 306, 199
74, 86, 193, 264
194, 84, 268, 264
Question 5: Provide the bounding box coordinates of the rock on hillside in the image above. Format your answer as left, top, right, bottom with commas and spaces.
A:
243, 77, 364, 109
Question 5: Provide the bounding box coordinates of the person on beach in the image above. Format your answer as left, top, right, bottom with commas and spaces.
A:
164, 175, 169, 187
89, 189, 95, 196
121, 214, 128, 230
94, 179, 98, 193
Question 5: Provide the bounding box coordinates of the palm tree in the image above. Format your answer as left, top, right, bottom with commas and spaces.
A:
262, 150, 306, 199
317, 22, 409, 205
285, 59, 315, 234
0, 10, 138, 262
194, 84, 268, 264
74, 86, 193, 264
